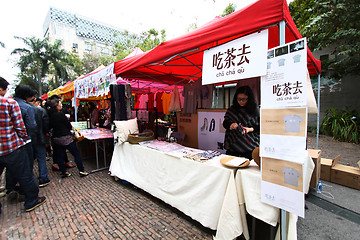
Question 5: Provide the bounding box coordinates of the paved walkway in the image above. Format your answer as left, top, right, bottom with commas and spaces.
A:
0, 156, 214, 239
1, 136, 359, 239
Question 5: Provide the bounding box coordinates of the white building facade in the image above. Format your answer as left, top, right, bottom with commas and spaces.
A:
43, 7, 139, 58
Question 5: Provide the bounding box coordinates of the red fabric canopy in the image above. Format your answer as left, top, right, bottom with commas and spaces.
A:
114, 0, 321, 85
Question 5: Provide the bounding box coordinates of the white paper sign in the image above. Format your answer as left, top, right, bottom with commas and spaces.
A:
260, 107, 307, 160
261, 176, 305, 218
202, 30, 268, 85
261, 154, 307, 218
261, 38, 307, 107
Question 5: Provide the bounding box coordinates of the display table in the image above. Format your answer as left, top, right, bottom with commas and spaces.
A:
109, 142, 244, 240
79, 128, 114, 173
109, 142, 314, 240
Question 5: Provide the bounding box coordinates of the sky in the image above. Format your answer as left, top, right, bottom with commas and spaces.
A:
1, 0, 263, 86
0, 0, 293, 86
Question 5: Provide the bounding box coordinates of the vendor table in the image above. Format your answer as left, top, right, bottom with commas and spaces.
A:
109, 142, 314, 240
79, 128, 114, 173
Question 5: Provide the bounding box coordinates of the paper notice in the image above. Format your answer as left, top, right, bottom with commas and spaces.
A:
226, 157, 247, 166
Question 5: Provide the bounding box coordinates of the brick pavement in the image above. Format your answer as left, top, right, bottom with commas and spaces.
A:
0, 153, 215, 239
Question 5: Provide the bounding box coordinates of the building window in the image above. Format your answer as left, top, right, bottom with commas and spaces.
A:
101, 47, 109, 55
72, 43, 78, 53
85, 42, 92, 53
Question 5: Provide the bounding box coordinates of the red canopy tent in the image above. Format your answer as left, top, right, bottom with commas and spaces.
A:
114, 0, 320, 85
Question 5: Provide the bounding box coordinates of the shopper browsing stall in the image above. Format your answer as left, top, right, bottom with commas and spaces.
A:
45, 99, 89, 178
222, 86, 260, 160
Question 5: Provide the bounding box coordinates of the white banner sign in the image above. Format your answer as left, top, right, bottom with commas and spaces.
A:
261, 38, 308, 107
202, 30, 268, 85
74, 63, 116, 99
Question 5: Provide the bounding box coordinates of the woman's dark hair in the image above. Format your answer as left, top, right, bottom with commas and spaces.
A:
232, 86, 259, 115
88, 101, 96, 110
14, 84, 37, 100
45, 99, 60, 116
0, 77, 9, 90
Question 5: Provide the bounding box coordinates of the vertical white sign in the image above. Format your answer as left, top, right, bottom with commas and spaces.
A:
260, 38, 308, 218
202, 30, 268, 85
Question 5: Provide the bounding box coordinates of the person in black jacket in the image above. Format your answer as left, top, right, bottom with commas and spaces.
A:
28, 97, 51, 187
47, 95, 75, 171
45, 99, 88, 178
222, 86, 260, 160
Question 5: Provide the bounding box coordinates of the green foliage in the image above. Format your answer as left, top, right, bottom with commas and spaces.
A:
137, 28, 166, 52
321, 107, 359, 144
111, 28, 166, 60
220, 3, 236, 17
11, 37, 70, 94
289, 0, 360, 78
187, 22, 198, 33
112, 30, 142, 61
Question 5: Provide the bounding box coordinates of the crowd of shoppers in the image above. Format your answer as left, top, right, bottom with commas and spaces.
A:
0, 77, 89, 214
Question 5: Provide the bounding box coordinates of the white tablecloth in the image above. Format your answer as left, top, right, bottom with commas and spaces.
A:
109, 142, 244, 240
109, 143, 314, 240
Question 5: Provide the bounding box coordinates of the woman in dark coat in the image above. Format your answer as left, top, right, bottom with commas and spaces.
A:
45, 99, 89, 178
222, 86, 260, 160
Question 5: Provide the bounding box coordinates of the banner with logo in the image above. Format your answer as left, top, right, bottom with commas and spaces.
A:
202, 30, 268, 85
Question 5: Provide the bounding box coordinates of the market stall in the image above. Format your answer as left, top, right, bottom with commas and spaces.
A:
71, 64, 116, 171
108, 0, 322, 239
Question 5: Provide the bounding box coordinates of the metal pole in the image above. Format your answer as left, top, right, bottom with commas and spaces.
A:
279, 20, 287, 240
316, 74, 321, 149
279, 21, 285, 45
74, 97, 78, 122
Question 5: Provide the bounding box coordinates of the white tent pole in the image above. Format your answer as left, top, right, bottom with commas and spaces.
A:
279, 20, 287, 240
74, 97, 78, 122
279, 21, 285, 45
316, 74, 321, 149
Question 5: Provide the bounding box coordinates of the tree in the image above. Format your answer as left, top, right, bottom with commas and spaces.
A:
137, 28, 166, 52
46, 40, 70, 88
0, 41, 4, 48
289, 0, 360, 78
220, 3, 236, 17
11, 36, 49, 95
11, 37, 70, 94
111, 28, 166, 61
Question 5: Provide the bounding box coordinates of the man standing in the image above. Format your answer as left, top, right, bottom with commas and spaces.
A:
28, 97, 51, 187
0, 77, 46, 213
6, 85, 37, 197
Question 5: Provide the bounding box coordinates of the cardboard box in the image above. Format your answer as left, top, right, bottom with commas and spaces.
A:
320, 155, 340, 182
307, 149, 321, 188
331, 164, 360, 190
320, 158, 333, 181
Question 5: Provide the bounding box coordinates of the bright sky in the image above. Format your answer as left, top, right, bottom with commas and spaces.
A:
1, 0, 263, 86
1, 0, 292, 89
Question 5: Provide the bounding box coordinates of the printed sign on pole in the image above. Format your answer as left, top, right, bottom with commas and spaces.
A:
202, 30, 268, 85
260, 38, 309, 218
261, 38, 307, 107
